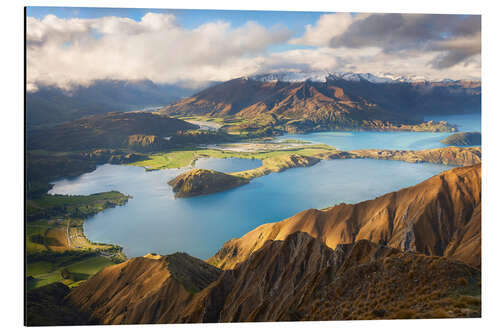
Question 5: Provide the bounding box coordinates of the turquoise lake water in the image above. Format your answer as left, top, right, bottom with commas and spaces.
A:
50, 159, 452, 259
48, 113, 480, 259
281, 113, 481, 151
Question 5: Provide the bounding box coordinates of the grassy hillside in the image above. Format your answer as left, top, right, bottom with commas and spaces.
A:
26, 79, 197, 128
27, 112, 198, 151
27, 191, 129, 221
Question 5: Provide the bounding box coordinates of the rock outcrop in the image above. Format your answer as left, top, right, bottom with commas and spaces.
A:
168, 169, 250, 197
82, 149, 146, 164
127, 134, 163, 151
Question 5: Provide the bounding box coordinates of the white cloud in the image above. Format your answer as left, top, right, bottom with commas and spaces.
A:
26, 12, 481, 92
290, 13, 481, 72
246, 47, 481, 81
26, 13, 291, 91
289, 13, 368, 46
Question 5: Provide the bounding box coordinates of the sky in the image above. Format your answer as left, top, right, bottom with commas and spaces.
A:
25, 7, 481, 91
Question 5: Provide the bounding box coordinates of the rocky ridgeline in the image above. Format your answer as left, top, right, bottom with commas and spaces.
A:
67, 231, 480, 323
210, 164, 481, 270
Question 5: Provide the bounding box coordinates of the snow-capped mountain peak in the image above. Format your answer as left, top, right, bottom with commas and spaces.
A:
250, 71, 398, 84
249, 71, 330, 83
327, 72, 395, 83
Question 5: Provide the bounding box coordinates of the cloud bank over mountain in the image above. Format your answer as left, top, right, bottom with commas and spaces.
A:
293, 13, 480, 70
26, 12, 481, 91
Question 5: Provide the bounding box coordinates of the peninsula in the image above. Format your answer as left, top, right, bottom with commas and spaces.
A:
164, 146, 481, 197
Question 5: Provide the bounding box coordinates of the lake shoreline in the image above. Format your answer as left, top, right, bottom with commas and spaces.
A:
166, 146, 481, 197
26, 191, 130, 290
47, 113, 481, 259
52, 158, 457, 259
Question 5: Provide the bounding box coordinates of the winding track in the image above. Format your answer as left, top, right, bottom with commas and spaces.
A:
66, 220, 71, 248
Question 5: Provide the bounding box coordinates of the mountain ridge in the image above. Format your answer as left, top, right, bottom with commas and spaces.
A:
26, 79, 200, 128
67, 232, 480, 323
27, 112, 198, 151
249, 71, 481, 85
209, 164, 481, 269
62, 164, 482, 324
161, 74, 480, 134
66, 252, 222, 324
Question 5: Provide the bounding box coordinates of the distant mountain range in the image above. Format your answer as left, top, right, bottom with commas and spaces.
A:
26, 80, 199, 128
161, 72, 480, 133
249, 71, 481, 85
26, 72, 481, 133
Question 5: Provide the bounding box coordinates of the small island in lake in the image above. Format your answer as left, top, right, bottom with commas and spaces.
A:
441, 132, 481, 146
168, 169, 250, 197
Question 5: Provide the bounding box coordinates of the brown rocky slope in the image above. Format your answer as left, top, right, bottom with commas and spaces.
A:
67, 233, 480, 323
210, 164, 481, 269
292, 238, 480, 320
67, 253, 222, 324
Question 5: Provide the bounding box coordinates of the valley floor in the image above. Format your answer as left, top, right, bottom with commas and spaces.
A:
26, 192, 129, 289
